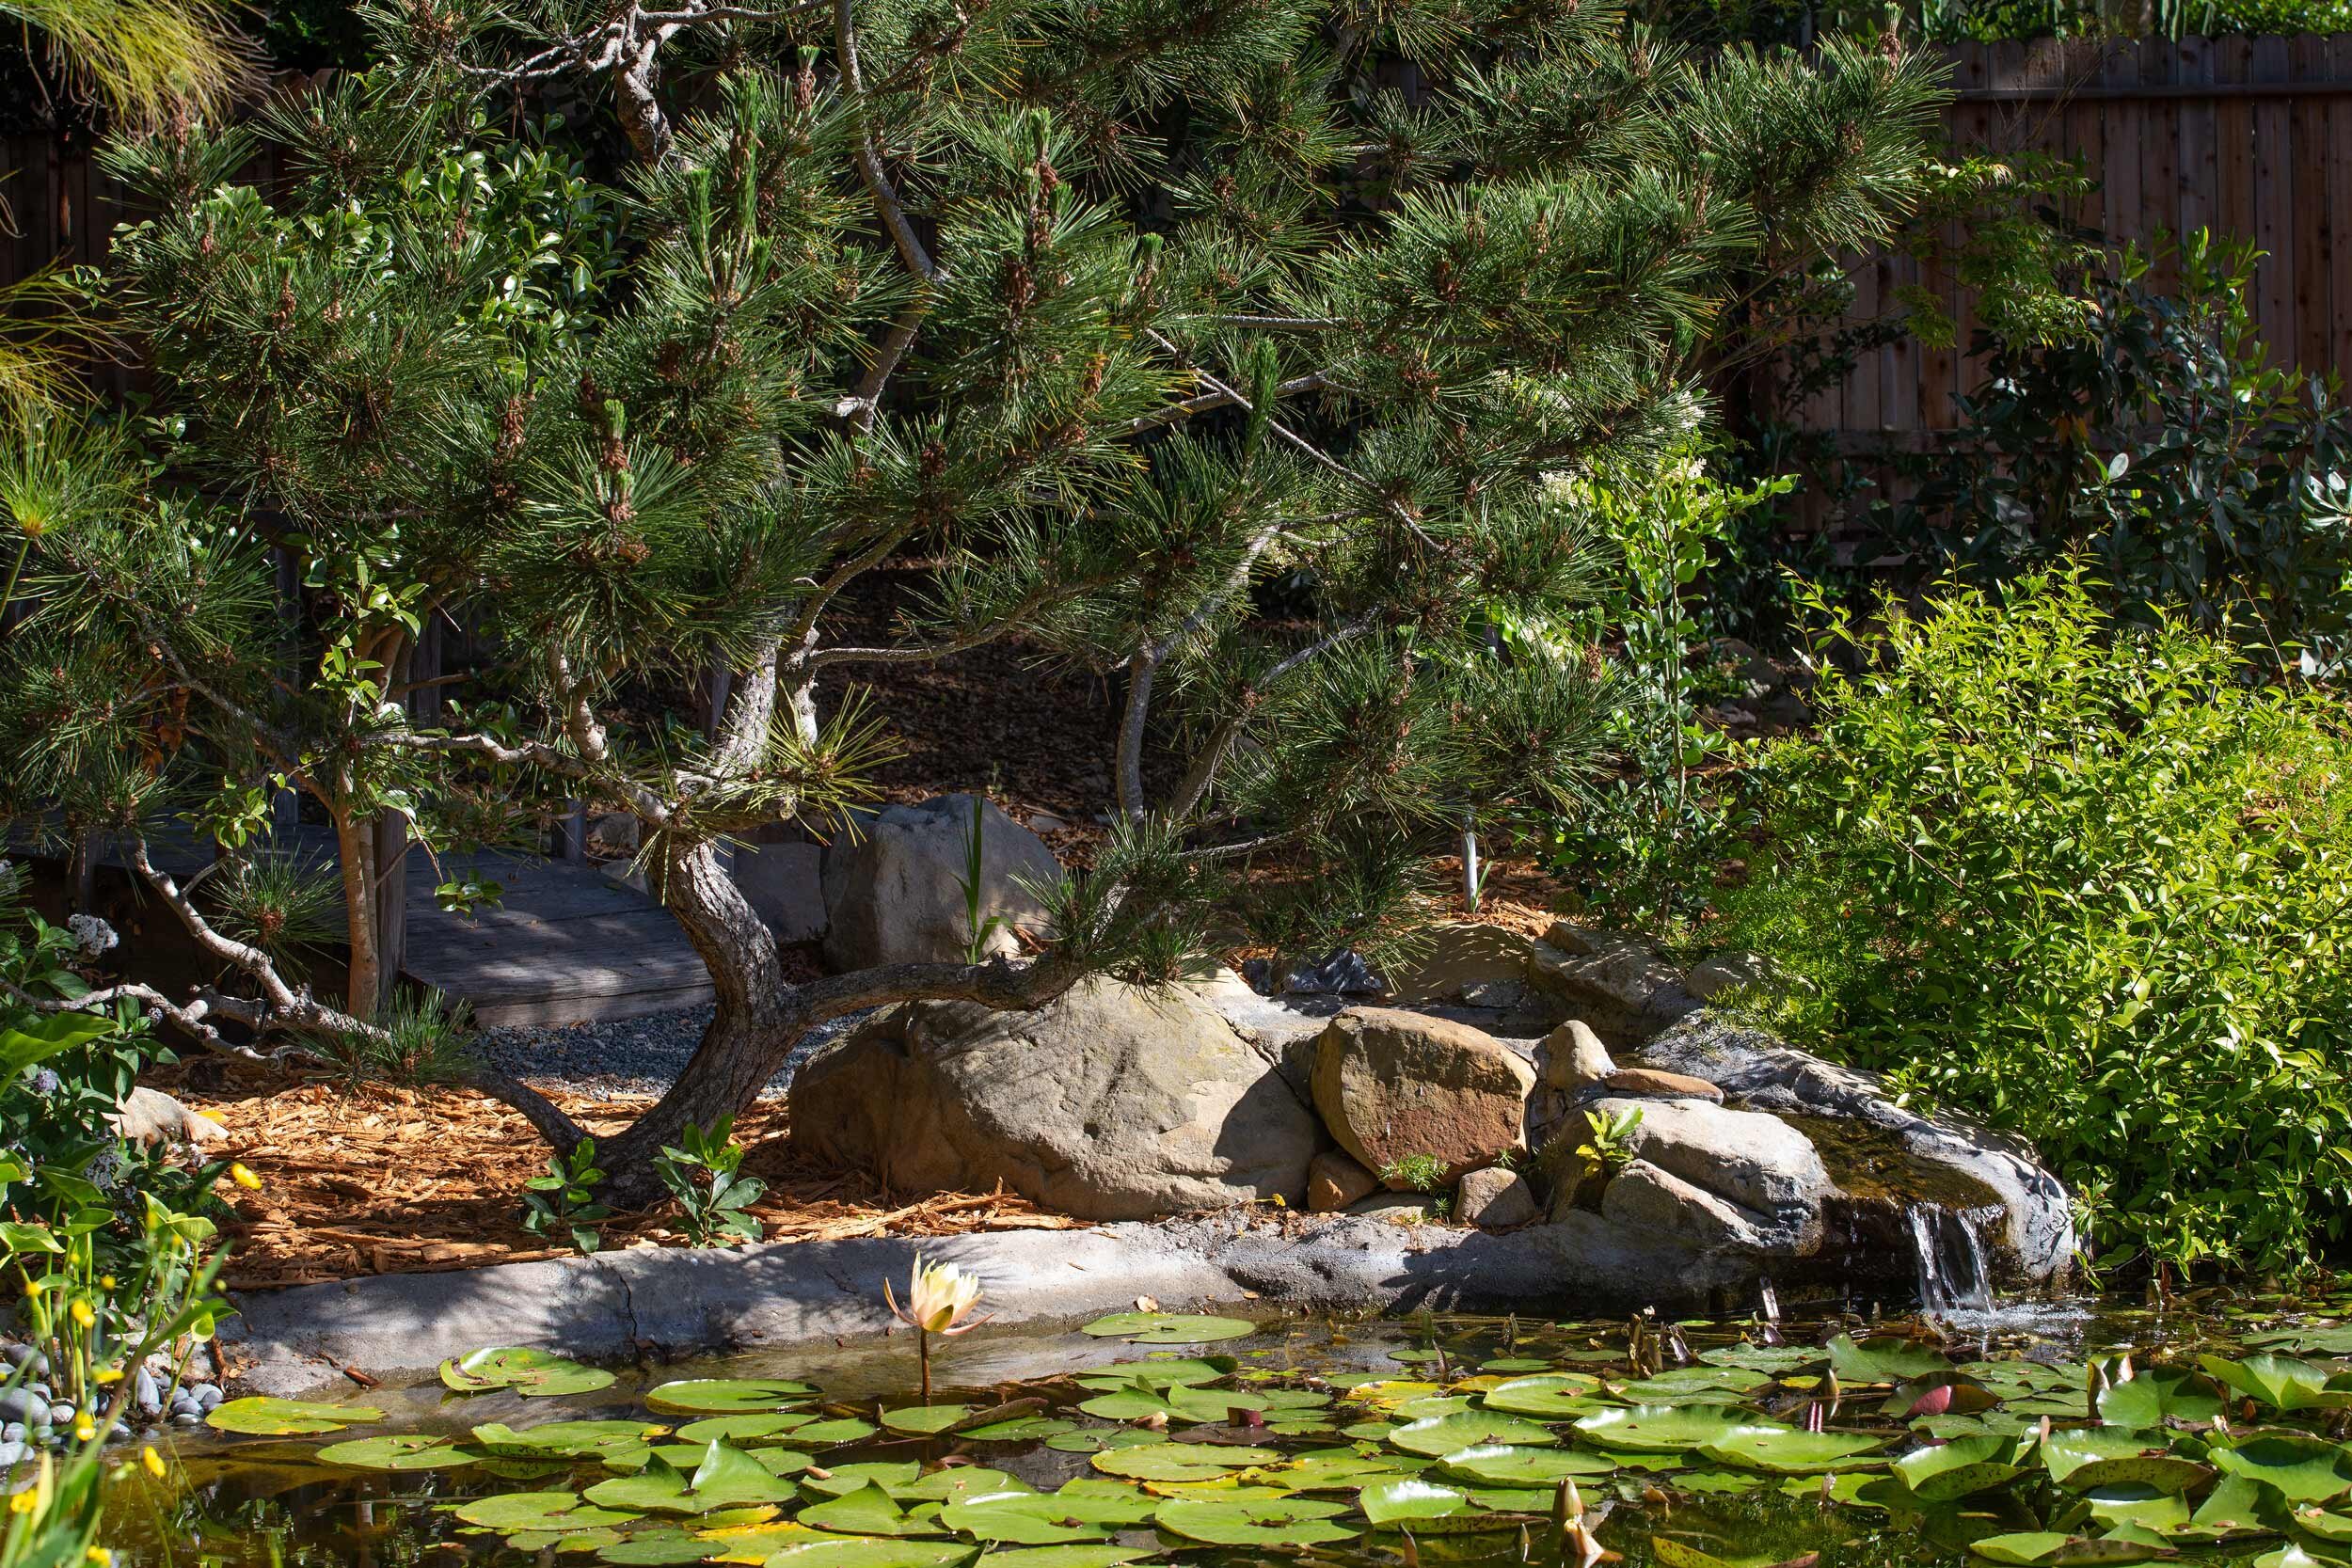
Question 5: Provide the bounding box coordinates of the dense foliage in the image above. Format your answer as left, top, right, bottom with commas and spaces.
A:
0, 0, 1945, 1188
1715, 572, 2352, 1274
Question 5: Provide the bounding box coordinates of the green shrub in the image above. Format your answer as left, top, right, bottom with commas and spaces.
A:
1714, 571, 2352, 1274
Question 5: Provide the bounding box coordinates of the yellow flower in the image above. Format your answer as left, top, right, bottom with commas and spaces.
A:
22, 1276, 40, 1298
94, 1368, 123, 1386
883, 1257, 985, 1336
8, 1490, 33, 1514
71, 1299, 94, 1329
98, 1275, 115, 1291
229, 1164, 262, 1191
86, 1548, 111, 1567
141, 1446, 166, 1481
74, 1415, 95, 1442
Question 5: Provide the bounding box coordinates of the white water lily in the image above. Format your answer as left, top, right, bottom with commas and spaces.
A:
884, 1256, 987, 1402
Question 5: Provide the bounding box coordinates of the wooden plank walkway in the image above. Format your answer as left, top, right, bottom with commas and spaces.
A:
406, 851, 714, 1028
68, 828, 713, 1029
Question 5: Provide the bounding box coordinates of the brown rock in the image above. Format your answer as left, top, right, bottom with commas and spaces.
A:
1456, 1166, 1539, 1229
1598, 1067, 1724, 1102
1311, 1007, 1537, 1186
1307, 1150, 1380, 1212
1537, 1019, 1615, 1091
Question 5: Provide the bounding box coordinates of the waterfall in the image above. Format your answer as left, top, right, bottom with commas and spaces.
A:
1905, 1203, 1994, 1319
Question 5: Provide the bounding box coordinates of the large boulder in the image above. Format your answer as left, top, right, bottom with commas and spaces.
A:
1638, 1011, 2076, 1285
787, 976, 1323, 1220
1311, 1007, 1537, 1186
1525, 924, 1700, 1043
1556, 1096, 1832, 1256
819, 795, 1062, 971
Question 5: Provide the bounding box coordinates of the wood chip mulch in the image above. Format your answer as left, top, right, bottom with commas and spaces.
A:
167, 1073, 1083, 1291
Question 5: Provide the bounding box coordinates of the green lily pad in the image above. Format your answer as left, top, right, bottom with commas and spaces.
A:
583, 1445, 797, 1515
898, 1470, 1037, 1504
803, 1464, 926, 1497
1263, 1449, 1422, 1491
1152, 1495, 1354, 1546
1622, 1367, 1775, 1398
2096, 1367, 2224, 1427
880, 1405, 979, 1435
2201, 1355, 2352, 1415
1967, 1532, 2153, 1565
453, 1491, 640, 1531
472, 1420, 669, 1458
1435, 1445, 1618, 1486
1079, 1312, 1257, 1344
2041, 1427, 2211, 1494
1671, 1471, 1770, 1497
960, 1417, 1077, 1443
1389, 1411, 1558, 1455
599, 1445, 809, 1480
937, 1491, 1135, 1543
315, 1433, 485, 1471
798, 1481, 951, 1538
978, 1552, 1148, 1568
2079, 1483, 2191, 1533
1702, 1344, 1823, 1373
674, 1414, 812, 1445
206, 1398, 385, 1436
1696, 1425, 1886, 1475
1359, 1477, 1484, 1527
1572, 1404, 1748, 1453
2182, 1473, 2288, 1539
1073, 1359, 1236, 1389
1091, 1443, 1281, 1483
793, 1418, 883, 1447
1889, 1436, 2021, 1500
644, 1378, 818, 1415
1827, 1335, 1951, 1385
1481, 1374, 1606, 1417
595, 1530, 722, 1565
758, 1540, 975, 1568
512, 1527, 626, 1553
2210, 1432, 2352, 1503
439, 1346, 617, 1399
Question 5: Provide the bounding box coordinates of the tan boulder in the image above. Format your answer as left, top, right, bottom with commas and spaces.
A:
1311, 1007, 1536, 1186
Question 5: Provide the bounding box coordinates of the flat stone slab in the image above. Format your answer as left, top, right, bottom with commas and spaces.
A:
217, 1212, 1756, 1399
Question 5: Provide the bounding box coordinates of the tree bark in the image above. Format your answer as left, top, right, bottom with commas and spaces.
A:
332, 804, 383, 1020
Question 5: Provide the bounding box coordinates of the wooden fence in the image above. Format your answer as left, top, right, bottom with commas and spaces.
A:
1806, 32, 2352, 446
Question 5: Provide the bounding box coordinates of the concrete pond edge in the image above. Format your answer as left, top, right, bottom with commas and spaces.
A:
218, 1208, 1802, 1399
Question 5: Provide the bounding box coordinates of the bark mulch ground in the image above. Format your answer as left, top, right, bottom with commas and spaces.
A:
170, 1071, 1081, 1291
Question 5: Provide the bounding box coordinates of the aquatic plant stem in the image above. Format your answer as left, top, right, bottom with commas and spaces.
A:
918, 1327, 931, 1403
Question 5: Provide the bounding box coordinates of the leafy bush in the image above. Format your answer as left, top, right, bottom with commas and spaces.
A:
1713, 572, 2352, 1273
653, 1118, 765, 1247
520, 1140, 611, 1257
1873, 232, 2352, 665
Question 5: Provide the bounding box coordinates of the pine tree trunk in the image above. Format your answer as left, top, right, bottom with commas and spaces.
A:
333, 806, 384, 1020
595, 834, 796, 1203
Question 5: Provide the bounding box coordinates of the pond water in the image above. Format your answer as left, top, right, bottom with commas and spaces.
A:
109, 1283, 2352, 1568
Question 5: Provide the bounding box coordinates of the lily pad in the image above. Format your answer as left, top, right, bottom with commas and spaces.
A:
1889, 1436, 2021, 1500
1436, 1445, 1617, 1486
473, 1420, 669, 1458
1701, 1344, 1824, 1373
453, 1491, 640, 1531
315, 1433, 484, 1472
1696, 1425, 1886, 1475
206, 1398, 385, 1436
880, 1405, 979, 1435
797, 1481, 951, 1538
1572, 1404, 1749, 1453
790, 1418, 882, 1447
758, 1541, 974, 1568
978, 1552, 1148, 1568
439, 1346, 617, 1398
1967, 1533, 2153, 1565
2041, 1427, 2211, 1494
596, 1531, 723, 1565
1152, 1495, 1354, 1546
1481, 1374, 1606, 1418
675, 1414, 812, 1445
2078, 1483, 2191, 1533
959, 1416, 1077, 1443
583, 1445, 797, 1515
937, 1491, 1133, 1544
1079, 1312, 1257, 1344
1389, 1411, 1558, 1455
2201, 1355, 2352, 1415
2209, 1432, 2352, 1503
2096, 1367, 2224, 1428
644, 1378, 818, 1415
1092, 1443, 1282, 1483
1827, 1335, 1951, 1385
1073, 1359, 1235, 1389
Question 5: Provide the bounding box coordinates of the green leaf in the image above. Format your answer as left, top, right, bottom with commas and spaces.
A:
1826, 1334, 1951, 1385
206, 1397, 384, 1435
1389, 1411, 1558, 1455
1152, 1495, 1354, 1546
1359, 1477, 1470, 1527
644, 1378, 818, 1414
937, 1492, 1121, 1544
1072, 1358, 1235, 1390
2097, 1367, 2224, 1427
673, 1414, 813, 1445
582, 1445, 796, 1516
471, 1420, 671, 1458
316, 1433, 485, 1471
440, 1346, 617, 1398
0, 1012, 116, 1077
1571, 1403, 1749, 1453
2201, 1355, 2352, 1415
1078, 1312, 1257, 1344
796, 1481, 949, 1538
1090, 1443, 1280, 1482
1888, 1436, 2021, 1500
1480, 1373, 1607, 1417
2209, 1432, 2352, 1503
1434, 1444, 1617, 1487
452, 1491, 639, 1531
757, 1540, 974, 1568
1695, 1425, 1886, 1475
1966, 1532, 2154, 1565
2040, 1427, 2210, 1494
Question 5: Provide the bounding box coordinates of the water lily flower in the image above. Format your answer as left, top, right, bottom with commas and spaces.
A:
884, 1256, 986, 1402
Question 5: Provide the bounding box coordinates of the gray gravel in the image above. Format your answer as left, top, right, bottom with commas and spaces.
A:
476, 1004, 861, 1100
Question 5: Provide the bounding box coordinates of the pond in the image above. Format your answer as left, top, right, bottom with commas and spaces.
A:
107, 1287, 2352, 1568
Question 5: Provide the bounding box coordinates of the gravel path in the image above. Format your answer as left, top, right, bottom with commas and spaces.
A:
476, 1005, 862, 1101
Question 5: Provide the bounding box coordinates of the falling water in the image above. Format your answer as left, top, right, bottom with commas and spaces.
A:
1905, 1203, 1994, 1320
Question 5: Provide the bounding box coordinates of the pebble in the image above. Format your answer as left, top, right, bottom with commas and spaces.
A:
192, 1384, 223, 1411
475, 1005, 859, 1099
0, 1423, 19, 1444
46, 1402, 73, 1427
0, 1391, 44, 1428
173, 1412, 205, 1426
0, 1442, 21, 1469
135, 1369, 161, 1417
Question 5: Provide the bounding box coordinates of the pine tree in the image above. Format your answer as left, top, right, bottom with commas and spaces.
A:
0, 0, 1944, 1193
